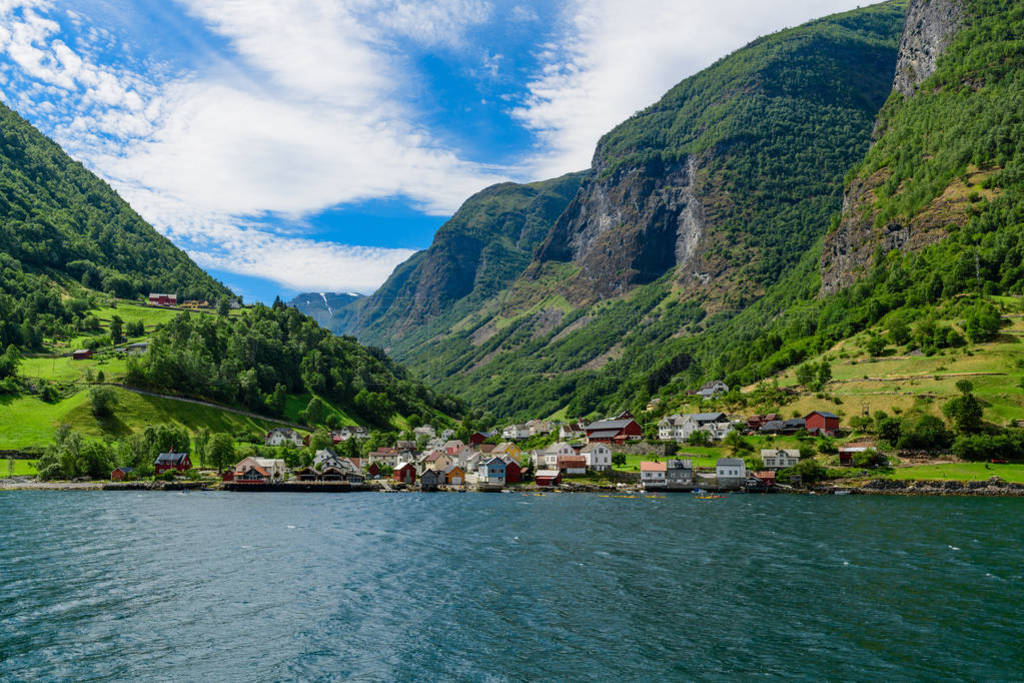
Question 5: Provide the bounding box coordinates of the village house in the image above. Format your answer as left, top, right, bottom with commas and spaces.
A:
526, 419, 554, 436
236, 463, 270, 483
443, 465, 466, 486
585, 417, 643, 444
420, 469, 442, 491
443, 439, 466, 455
695, 380, 729, 399
759, 418, 806, 435
805, 411, 840, 437
658, 412, 733, 442
753, 471, 777, 487
491, 442, 522, 462
535, 441, 576, 470
580, 443, 612, 471
233, 457, 287, 482
395, 439, 417, 452
110, 466, 134, 481
265, 428, 303, 447
761, 449, 800, 470
665, 459, 693, 488
716, 457, 747, 487
421, 450, 454, 471
393, 462, 417, 485
746, 413, 781, 433
502, 424, 531, 440
72, 349, 93, 360
365, 462, 381, 478
330, 426, 369, 443
478, 457, 507, 486
413, 425, 436, 439
640, 461, 667, 490
468, 430, 497, 445
148, 293, 177, 306
535, 469, 562, 487
154, 451, 191, 474
559, 420, 587, 440
557, 455, 587, 475
477, 443, 497, 455
503, 458, 522, 483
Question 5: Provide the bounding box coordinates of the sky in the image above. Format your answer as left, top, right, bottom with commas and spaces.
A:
0, 0, 869, 303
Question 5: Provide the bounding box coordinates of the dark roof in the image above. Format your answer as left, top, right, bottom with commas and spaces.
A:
586, 429, 621, 439
155, 452, 189, 464
113, 466, 134, 473
717, 458, 745, 467
759, 421, 785, 432
689, 412, 727, 422
806, 411, 839, 419
585, 418, 635, 431
784, 418, 806, 428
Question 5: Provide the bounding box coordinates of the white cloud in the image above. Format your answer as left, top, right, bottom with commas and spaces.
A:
514, 0, 870, 177
0, 0, 511, 294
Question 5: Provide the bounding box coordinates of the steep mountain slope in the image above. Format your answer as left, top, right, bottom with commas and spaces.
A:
329, 1, 908, 419
0, 101, 229, 302
288, 292, 363, 330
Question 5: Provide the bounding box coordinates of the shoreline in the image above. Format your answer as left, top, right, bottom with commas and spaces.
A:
3, 477, 1024, 497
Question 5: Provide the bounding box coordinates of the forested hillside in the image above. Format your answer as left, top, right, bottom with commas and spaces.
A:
0, 101, 230, 349
326, 1, 910, 419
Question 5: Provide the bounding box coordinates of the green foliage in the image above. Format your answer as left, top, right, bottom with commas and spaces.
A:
36, 427, 114, 480
611, 452, 627, 467
942, 386, 984, 434
963, 300, 1008, 343
207, 433, 235, 472
778, 458, 830, 484
88, 386, 118, 418
124, 302, 461, 426
952, 430, 1024, 461
897, 415, 953, 452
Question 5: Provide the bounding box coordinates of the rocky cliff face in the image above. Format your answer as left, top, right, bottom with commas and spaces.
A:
536, 156, 706, 302
821, 0, 964, 295
892, 0, 964, 97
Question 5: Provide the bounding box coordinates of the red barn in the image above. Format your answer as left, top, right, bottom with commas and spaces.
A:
504, 458, 522, 483
154, 451, 191, 474
584, 418, 643, 444
804, 411, 840, 437
393, 462, 417, 485
535, 469, 562, 487
72, 349, 93, 360
148, 293, 177, 306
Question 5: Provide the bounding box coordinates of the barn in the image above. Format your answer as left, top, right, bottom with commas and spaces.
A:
154, 452, 192, 474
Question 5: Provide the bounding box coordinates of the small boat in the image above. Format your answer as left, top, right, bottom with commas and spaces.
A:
695, 494, 723, 500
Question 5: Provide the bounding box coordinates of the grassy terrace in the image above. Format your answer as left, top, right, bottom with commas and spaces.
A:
0, 459, 39, 477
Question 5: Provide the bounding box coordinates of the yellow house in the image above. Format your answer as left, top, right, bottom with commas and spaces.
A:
492, 442, 522, 463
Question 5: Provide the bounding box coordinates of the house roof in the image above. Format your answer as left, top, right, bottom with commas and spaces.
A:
443, 465, 464, 474
587, 429, 622, 440
155, 452, 189, 464
113, 466, 134, 473
585, 419, 634, 431
535, 469, 561, 478
717, 458, 745, 467
806, 411, 839, 419
482, 457, 507, 467
557, 456, 586, 466
640, 461, 666, 472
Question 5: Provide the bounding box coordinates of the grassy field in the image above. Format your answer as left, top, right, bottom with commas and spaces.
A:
0, 388, 286, 450
19, 355, 130, 382
0, 459, 39, 477
884, 462, 1024, 484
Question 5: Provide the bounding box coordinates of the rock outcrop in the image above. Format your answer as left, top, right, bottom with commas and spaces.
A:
821, 0, 965, 295
892, 0, 965, 97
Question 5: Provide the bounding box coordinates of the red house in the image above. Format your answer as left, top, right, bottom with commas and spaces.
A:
154, 451, 191, 474
110, 466, 134, 481
469, 430, 496, 446
221, 470, 235, 482
584, 418, 643, 444
753, 471, 776, 486
393, 462, 417, 485
366, 462, 381, 478
504, 458, 522, 483
535, 470, 562, 487
72, 349, 93, 360
804, 411, 840, 437
148, 293, 177, 306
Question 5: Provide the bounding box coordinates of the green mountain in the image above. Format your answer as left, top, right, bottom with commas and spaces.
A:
327, 0, 909, 419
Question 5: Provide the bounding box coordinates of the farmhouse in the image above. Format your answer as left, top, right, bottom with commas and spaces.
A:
695, 380, 729, 399
585, 418, 642, 444
265, 428, 303, 447
658, 413, 733, 442
761, 449, 800, 470
72, 349, 93, 360
154, 452, 191, 474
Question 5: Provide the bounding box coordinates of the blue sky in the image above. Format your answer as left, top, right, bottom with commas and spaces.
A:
0, 0, 868, 303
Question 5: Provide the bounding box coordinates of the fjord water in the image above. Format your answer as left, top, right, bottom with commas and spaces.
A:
2, 492, 1022, 680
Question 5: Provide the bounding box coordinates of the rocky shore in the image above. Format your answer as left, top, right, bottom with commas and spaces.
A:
855, 477, 1024, 497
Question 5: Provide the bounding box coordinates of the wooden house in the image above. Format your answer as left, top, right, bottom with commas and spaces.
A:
535, 469, 562, 487
584, 418, 642, 444
443, 465, 466, 486
110, 466, 133, 481
393, 462, 417, 485
154, 451, 191, 474
503, 458, 522, 483
640, 461, 667, 489
805, 411, 840, 437
72, 349, 93, 360
420, 469, 442, 491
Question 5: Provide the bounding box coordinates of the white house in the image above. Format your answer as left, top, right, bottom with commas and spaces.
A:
716, 457, 747, 486
439, 428, 456, 441
502, 424, 531, 440
640, 461, 667, 489
526, 419, 554, 436
535, 441, 576, 470
580, 443, 612, 471
696, 380, 729, 399
761, 449, 800, 470
413, 425, 436, 439
559, 420, 587, 440
264, 428, 302, 447
658, 413, 733, 442
233, 456, 287, 482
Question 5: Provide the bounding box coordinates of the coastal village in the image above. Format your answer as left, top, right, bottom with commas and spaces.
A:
99, 380, 899, 494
